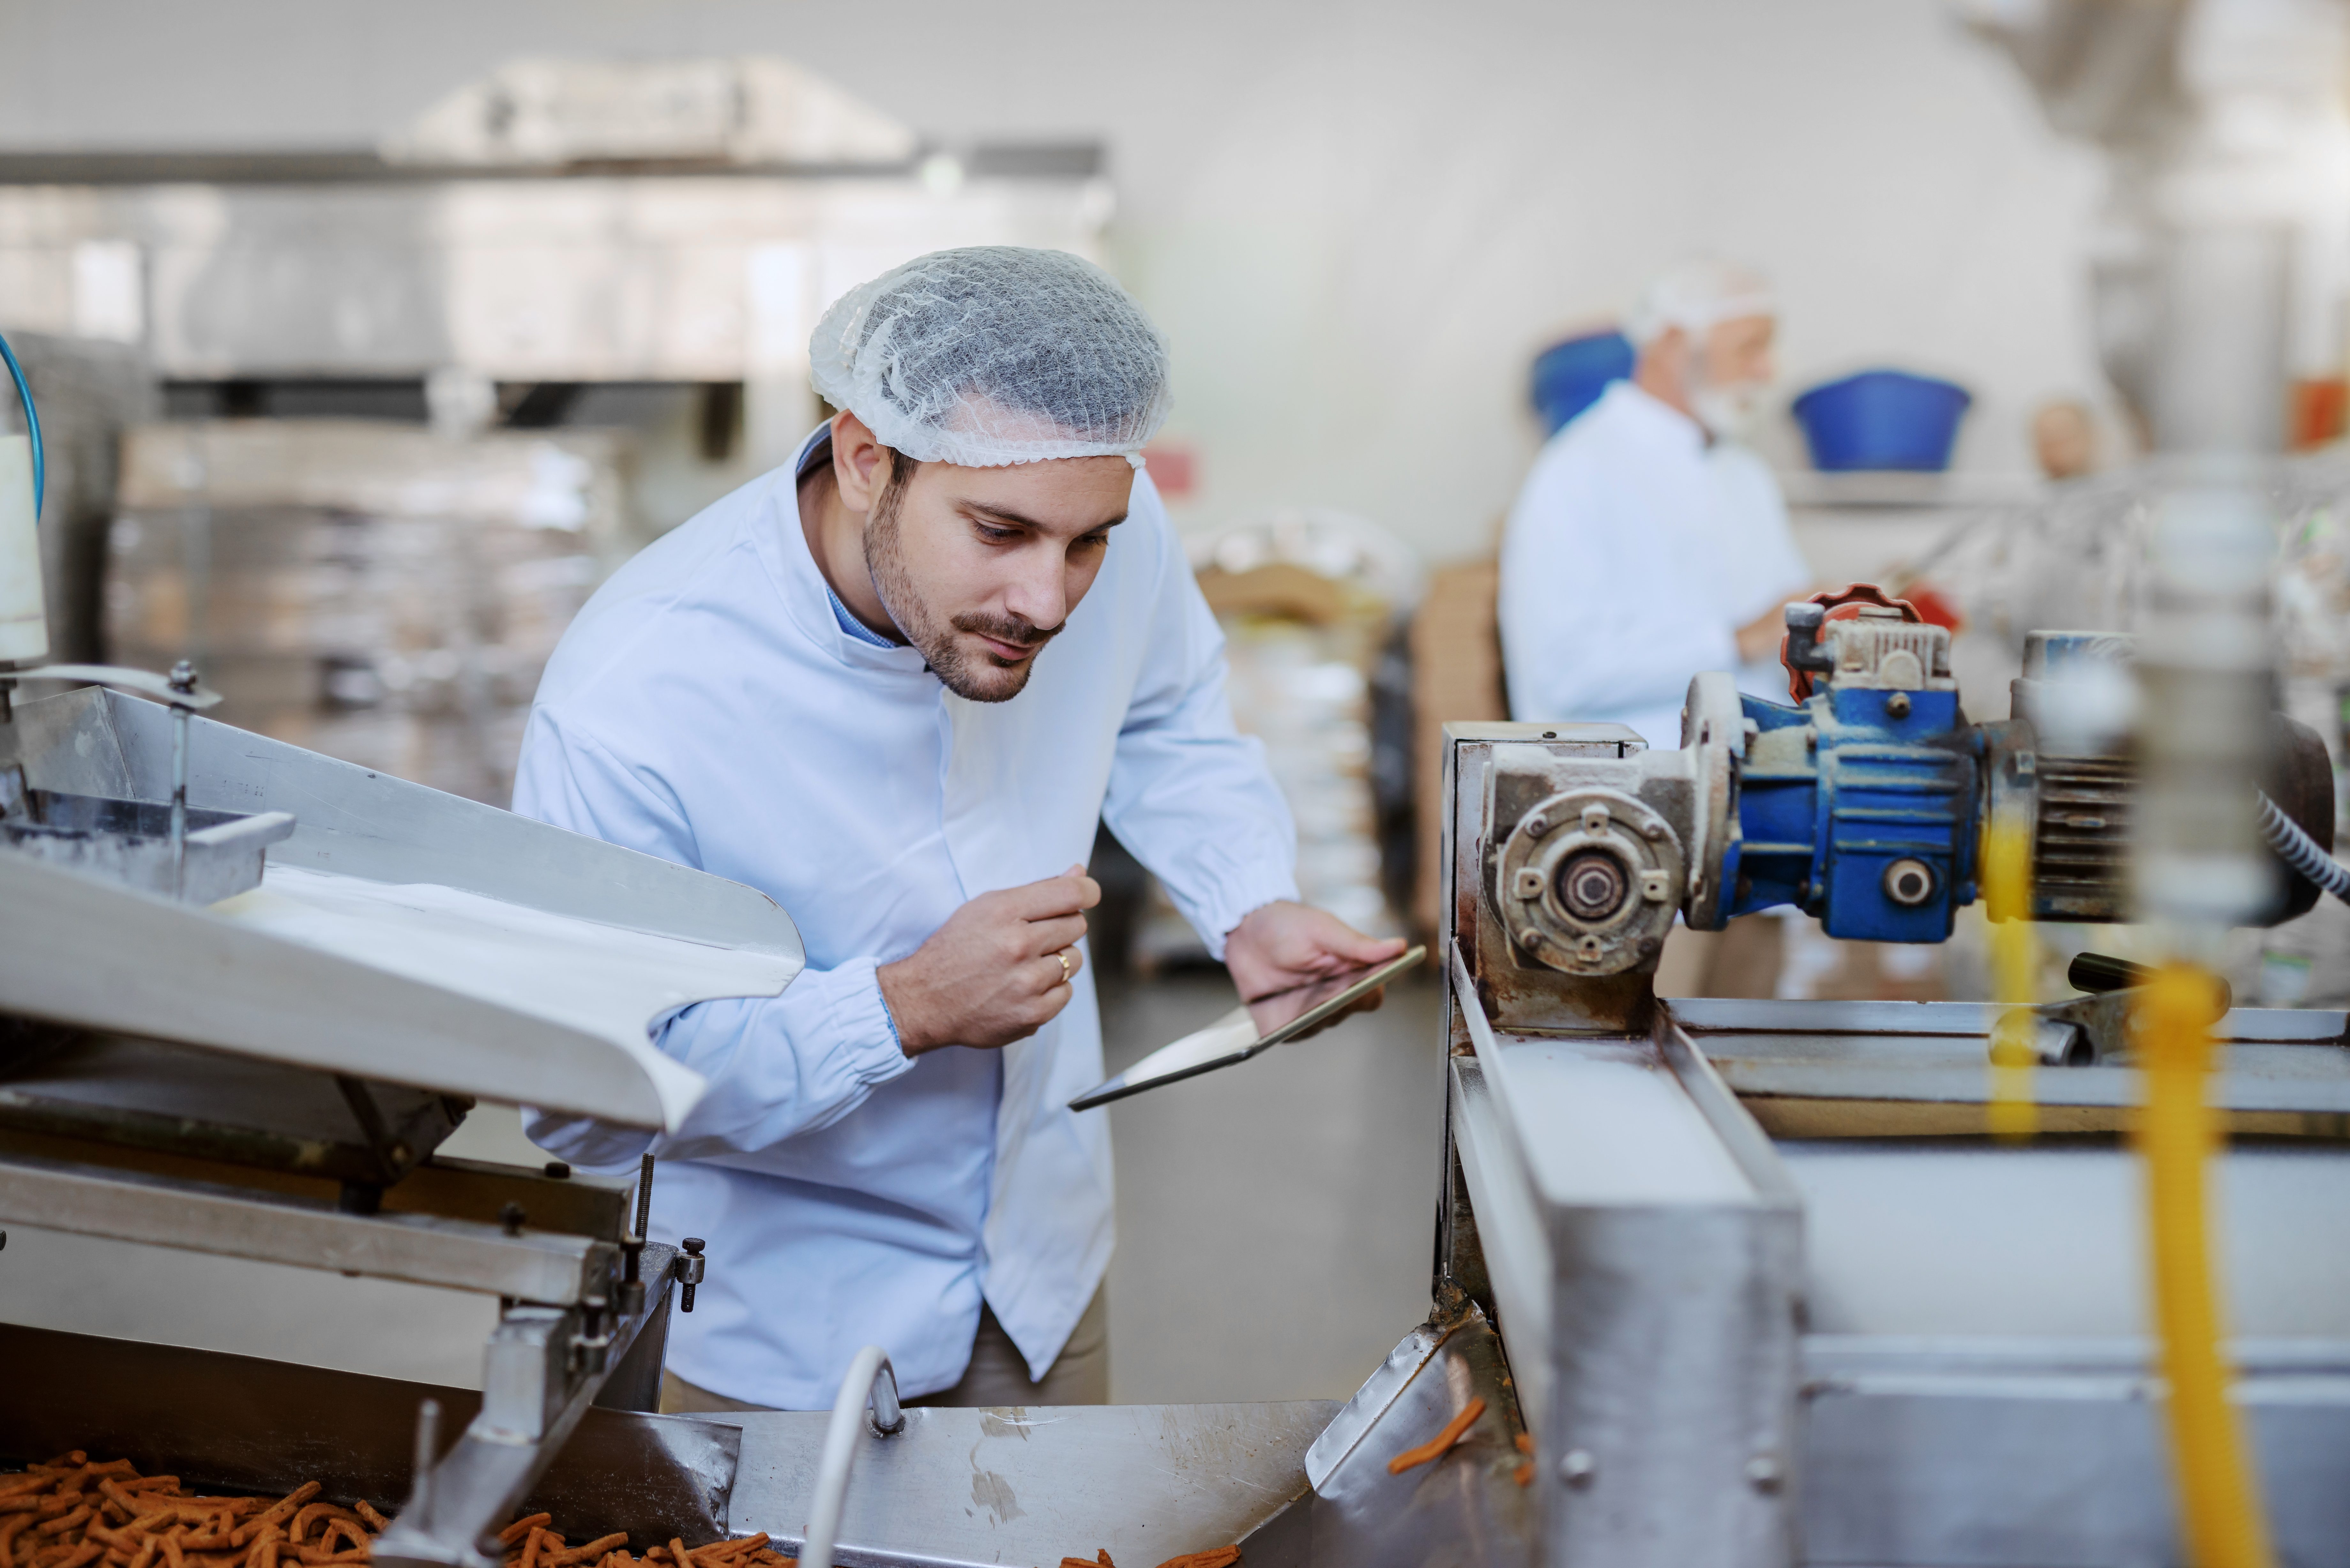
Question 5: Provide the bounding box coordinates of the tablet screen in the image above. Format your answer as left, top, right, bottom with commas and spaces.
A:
1069, 944, 1424, 1111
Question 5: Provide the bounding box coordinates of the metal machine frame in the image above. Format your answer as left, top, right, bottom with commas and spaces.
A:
1420, 721, 2350, 1567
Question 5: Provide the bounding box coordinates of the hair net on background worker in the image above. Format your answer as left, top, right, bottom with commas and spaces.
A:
808, 246, 1173, 469
1623, 257, 1776, 347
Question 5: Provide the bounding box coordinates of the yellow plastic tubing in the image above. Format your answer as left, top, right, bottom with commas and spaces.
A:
2141, 962, 2274, 1568
1983, 817, 2037, 1140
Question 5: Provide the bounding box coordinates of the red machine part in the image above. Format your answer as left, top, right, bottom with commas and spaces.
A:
1780, 582, 1925, 702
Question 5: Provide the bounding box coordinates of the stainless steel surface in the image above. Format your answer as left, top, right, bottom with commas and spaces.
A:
1420, 715, 2350, 1564
1262, 1299, 1530, 1568
0, 1030, 465, 1184
1801, 1337, 2350, 1566
23, 685, 797, 957
1672, 999, 2350, 1137
0, 686, 799, 1129
14, 663, 224, 709
1669, 993, 2346, 1043
721, 1402, 1334, 1567
0, 1148, 618, 1301
376, 1249, 685, 1568
0, 780, 294, 904
798, 1347, 905, 1568
1784, 1141, 2350, 1340
1440, 720, 1805, 1567
0, 170, 1109, 382
1301, 1318, 1447, 1491
0, 1321, 737, 1542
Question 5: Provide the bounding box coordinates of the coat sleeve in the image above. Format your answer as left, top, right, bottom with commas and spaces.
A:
510, 708, 914, 1169
1498, 440, 1738, 728
1098, 502, 1300, 960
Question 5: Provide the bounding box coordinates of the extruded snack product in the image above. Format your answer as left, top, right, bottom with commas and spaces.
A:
0, 1455, 790, 1568
1384, 1397, 1488, 1475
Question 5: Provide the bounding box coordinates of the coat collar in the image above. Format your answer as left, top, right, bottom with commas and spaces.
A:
758, 424, 931, 676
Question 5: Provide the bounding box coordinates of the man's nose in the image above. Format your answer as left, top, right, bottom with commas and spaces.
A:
1004, 548, 1069, 632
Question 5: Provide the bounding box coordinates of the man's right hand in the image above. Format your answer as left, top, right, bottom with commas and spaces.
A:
879, 865, 1100, 1055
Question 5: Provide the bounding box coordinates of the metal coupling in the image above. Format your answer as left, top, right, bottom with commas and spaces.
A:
678, 1236, 707, 1312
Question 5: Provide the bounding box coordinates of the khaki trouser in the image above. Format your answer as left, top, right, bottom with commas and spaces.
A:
659, 1286, 1109, 1414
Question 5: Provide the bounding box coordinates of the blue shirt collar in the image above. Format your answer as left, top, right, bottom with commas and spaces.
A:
796, 426, 903, 650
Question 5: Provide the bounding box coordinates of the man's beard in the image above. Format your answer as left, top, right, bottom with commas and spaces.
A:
864, 468, 1060, 703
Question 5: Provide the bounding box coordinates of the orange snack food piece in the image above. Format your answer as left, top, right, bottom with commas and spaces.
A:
1385, 1397, 1488, 1475
0, 1457, 796, 1568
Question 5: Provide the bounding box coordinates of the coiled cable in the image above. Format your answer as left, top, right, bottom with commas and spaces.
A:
2255, 789, 2350, 903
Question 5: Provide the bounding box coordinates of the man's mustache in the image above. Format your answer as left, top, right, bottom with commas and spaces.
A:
952, 612, 1058, 650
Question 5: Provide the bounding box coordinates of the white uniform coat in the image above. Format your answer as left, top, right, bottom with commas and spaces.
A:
512, 426, 1298, 1408
1498, 380, 1810, 744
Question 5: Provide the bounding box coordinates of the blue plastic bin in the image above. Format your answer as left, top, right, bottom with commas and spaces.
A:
1530, 330, 1635, 437
1790, 370, 1972, 471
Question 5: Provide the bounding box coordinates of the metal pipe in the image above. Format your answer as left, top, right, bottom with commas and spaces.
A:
797, 1346, 904, 1568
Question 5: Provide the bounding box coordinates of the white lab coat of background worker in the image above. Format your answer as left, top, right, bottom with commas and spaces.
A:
1499, 259, 1810, 749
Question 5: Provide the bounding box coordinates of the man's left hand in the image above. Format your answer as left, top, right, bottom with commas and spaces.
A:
1224, 901, 1410, 1038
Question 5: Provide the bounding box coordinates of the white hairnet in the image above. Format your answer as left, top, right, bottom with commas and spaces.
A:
1624, 258, 1776, 348
808, 246, 1172, 469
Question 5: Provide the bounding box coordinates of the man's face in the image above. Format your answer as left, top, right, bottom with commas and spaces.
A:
865, 450, 1135, 703
1699, 314, 1776, 396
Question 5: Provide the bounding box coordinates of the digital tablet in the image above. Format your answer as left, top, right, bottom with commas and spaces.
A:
1068, 944, 1426, 1112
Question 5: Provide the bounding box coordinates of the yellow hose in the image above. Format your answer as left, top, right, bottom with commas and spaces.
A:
1983, 817, 2036, 1140
2140, 962, 2273, 1568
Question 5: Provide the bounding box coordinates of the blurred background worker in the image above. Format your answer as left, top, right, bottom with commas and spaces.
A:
2030, 397, 2102, 482
1497, 258, 1810, 750
1497, 258, 1811, 998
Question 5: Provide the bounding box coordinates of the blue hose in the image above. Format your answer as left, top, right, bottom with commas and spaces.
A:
0, 328, 43, 518
2257, 789, 2350, 903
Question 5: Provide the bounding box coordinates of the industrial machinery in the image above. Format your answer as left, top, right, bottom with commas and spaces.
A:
0, 671, 807, 1565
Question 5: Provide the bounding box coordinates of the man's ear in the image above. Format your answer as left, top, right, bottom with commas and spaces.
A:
831, 410, 892, 515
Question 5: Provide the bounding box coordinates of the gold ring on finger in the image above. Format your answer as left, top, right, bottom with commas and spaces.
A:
1057, 948, 1076, 983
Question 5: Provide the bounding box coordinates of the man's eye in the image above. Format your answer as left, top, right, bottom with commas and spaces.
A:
1074, 532, 1111, 551
975, 523, 1019, 543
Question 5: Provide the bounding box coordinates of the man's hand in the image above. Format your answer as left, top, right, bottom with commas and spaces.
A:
1224, 901, 1410, 1038
880, 866, 1100, 1055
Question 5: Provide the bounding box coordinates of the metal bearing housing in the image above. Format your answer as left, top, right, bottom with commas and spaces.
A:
1496, 787, 1686, 976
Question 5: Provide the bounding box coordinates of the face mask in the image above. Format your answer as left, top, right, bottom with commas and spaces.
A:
1684, 324, 1773, 440
1690, 380, 1765, 440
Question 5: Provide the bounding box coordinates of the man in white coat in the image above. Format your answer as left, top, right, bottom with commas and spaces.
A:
1497, 259, 1811, 998
1498, 258, 1810, 746
514, 248, 1402, 1411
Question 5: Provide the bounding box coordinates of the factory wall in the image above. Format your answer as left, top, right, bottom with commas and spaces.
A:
0, 0, 2105, 564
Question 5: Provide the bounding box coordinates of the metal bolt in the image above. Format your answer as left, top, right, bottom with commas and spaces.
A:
542, 1161, 571, 1180
1746, 1454, 1783, 1493
1642, 821, 1666, 841
498, 1201, 526, 1236
679, 1236, 708, 1313
1560, 1448, 1596, 1488
1885, 691, 1912, 720
1524, 813, 1550, 838
1518, 927, 1547, 950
